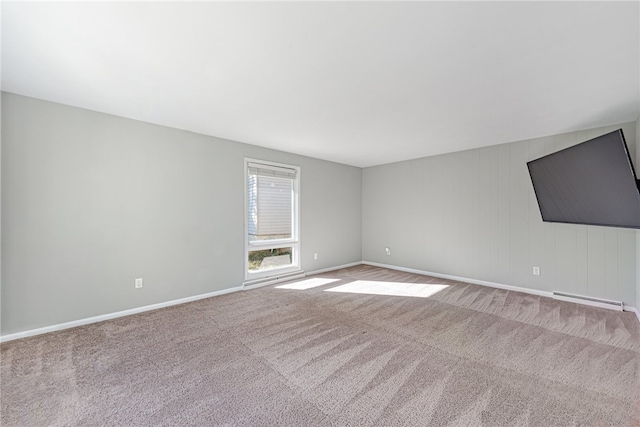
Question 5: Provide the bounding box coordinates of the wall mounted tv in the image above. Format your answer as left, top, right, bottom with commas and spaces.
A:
527, 129, 640, 229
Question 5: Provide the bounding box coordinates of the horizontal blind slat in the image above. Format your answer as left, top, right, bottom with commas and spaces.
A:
248, 162, 297, 179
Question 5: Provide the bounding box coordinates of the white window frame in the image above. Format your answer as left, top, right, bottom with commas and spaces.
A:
244, 158, 301, 283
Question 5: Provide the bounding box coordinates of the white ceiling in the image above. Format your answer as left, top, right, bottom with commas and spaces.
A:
2, 2, 639, 167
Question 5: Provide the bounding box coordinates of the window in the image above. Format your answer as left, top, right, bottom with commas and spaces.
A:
245, 159, 300, 282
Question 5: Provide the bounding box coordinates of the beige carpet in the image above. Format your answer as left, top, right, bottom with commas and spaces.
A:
2, 265, 639, 426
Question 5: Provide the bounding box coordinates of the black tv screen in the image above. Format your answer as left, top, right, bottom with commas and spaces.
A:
527, 129, 640, 229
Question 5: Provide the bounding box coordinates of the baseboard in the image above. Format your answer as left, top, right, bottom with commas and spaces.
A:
4, 261, 638, 343
362, 261, 640, 322
305, 261, 363, 276
1, 261, 361, 343
0, 286, 243, 343
362, 261, 553, 298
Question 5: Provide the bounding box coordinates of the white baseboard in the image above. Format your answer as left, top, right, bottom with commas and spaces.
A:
362, 261, 640, 321
305, 261, 363, 276
4, 261, 639, 343
362, 261, 553, 298
0, 261, 361, 343
0, 286, 243, 343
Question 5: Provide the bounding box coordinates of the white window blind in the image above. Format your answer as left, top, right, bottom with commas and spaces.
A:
247, 162, 296, 242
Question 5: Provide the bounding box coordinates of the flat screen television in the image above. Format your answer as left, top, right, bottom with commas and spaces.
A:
527, 129, 640, 229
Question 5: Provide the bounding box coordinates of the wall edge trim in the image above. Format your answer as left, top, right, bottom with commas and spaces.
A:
5, 260, 638, 343
362, 260, 553, 297
0, 286, 243, 343
0, 262, 365, 343
362, 260, 640, 324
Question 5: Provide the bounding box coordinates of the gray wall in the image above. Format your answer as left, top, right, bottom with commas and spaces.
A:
2, 91, 638, 337
1, 92, 362, 335
363, 122, 638, 307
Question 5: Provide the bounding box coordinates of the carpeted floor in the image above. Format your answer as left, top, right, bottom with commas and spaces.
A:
2, 265, 639, 426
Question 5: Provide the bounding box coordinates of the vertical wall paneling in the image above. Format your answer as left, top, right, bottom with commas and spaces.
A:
555, 224, 577, 295
542, 136, 559, 292
576, 225, 589, 294
572, 131, 590, 295
456, 149, 480, 279
528, 137, 548, 291
509, 141, 531, 288
362, 122, 638, 306
587, 227, 606, 299
619, 229, 637, 305
552, 132, 578, 295
604, 229, 619, 302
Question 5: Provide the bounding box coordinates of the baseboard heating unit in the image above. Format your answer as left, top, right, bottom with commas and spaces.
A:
552, 292, 623, 311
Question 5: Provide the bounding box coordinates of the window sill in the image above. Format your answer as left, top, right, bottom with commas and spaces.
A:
243, 270, 305, 290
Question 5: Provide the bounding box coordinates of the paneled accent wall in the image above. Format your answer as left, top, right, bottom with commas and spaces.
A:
363, 122, 638, 306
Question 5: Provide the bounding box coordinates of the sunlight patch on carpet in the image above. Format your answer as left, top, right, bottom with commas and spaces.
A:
276, 277, 341, 290
325, 280, 448, 298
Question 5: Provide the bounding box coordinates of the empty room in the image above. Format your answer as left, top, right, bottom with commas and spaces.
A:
1, 1, 640, 426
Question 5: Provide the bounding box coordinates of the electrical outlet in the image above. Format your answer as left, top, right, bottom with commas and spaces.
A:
385, 247, 391, 256
314, 253, 318, 260
135, 278, 143, 289
532, 267, 540, 276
